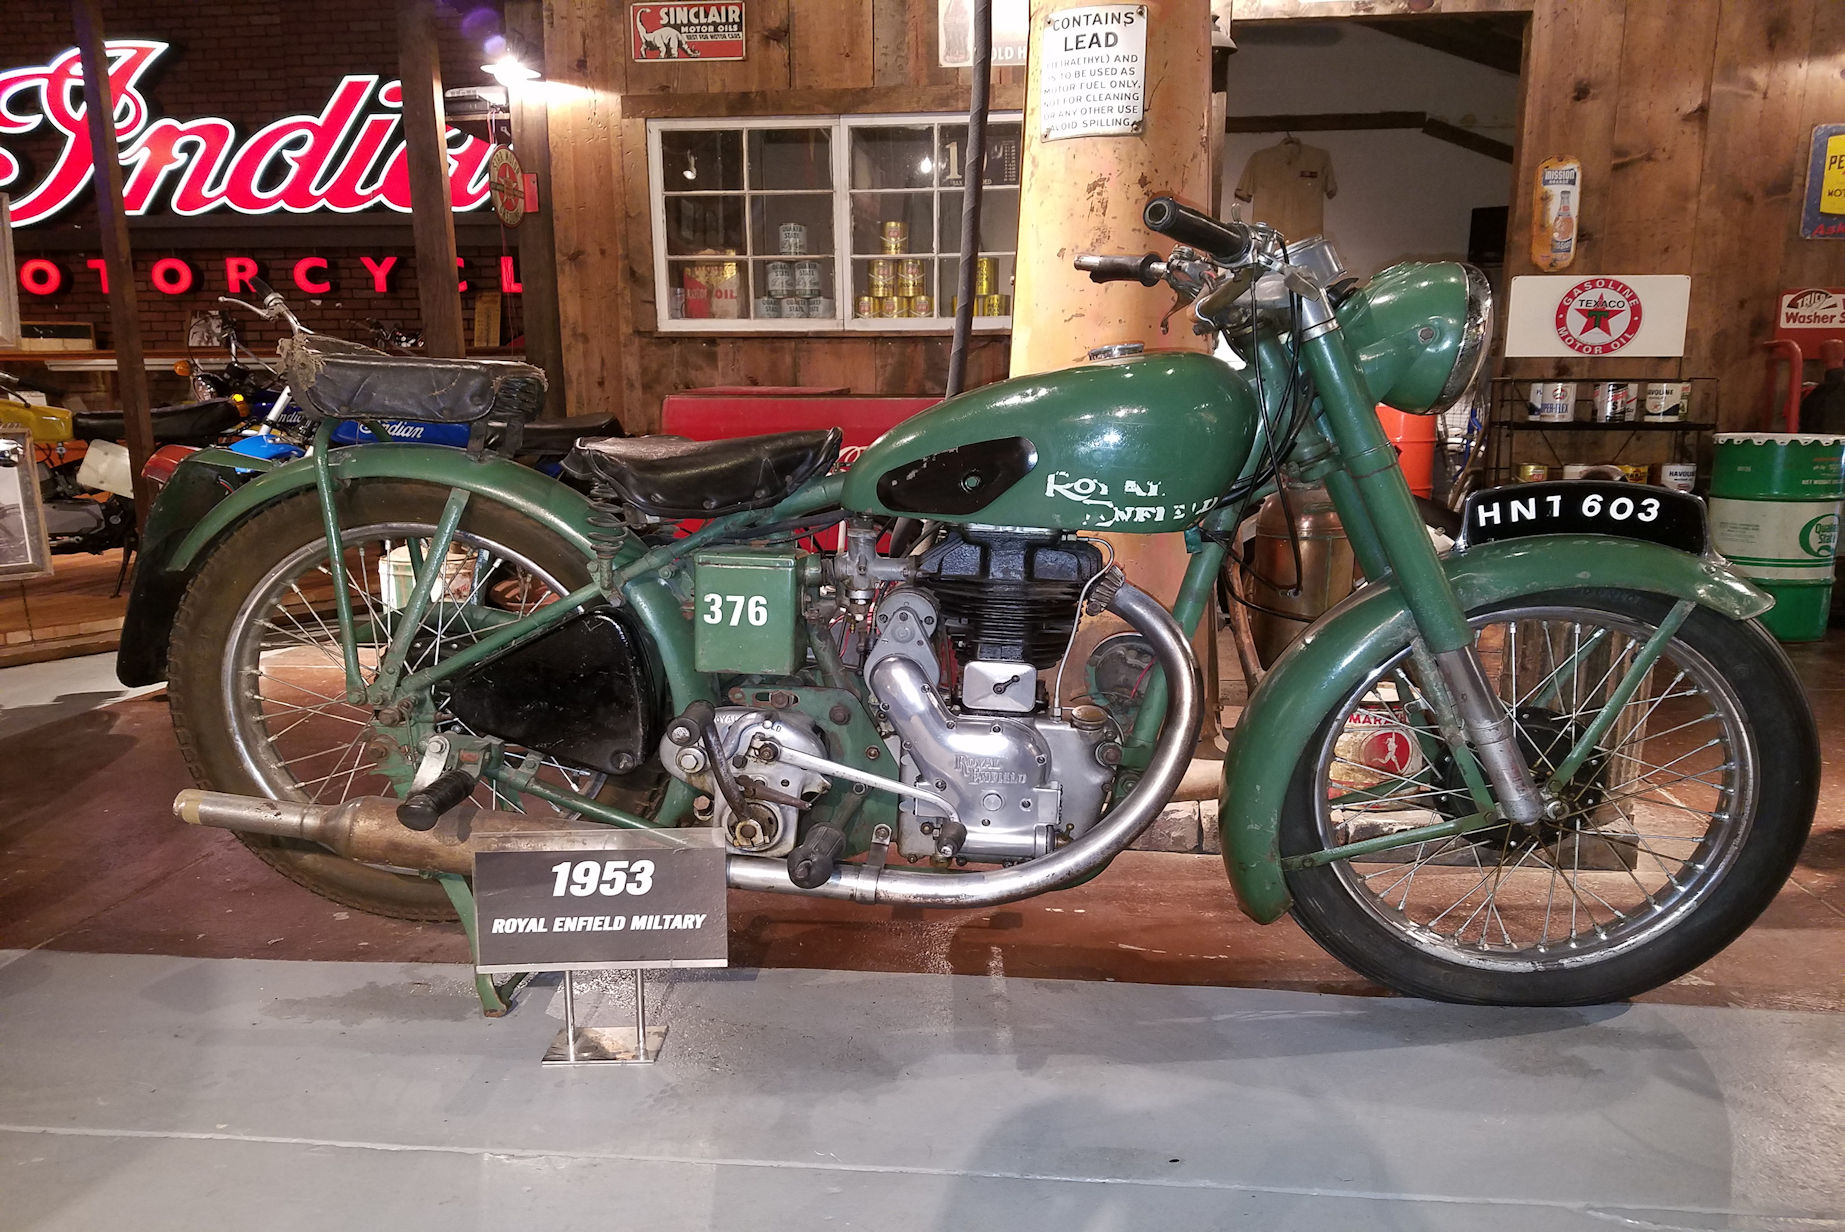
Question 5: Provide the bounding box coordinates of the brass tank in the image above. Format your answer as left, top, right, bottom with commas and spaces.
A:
1227, 484, 1360, 682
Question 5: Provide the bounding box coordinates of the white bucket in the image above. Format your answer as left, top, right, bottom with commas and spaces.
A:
378, 544, 475, 612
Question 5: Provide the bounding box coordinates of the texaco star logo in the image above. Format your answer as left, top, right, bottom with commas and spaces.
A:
1555, 277, 1644, 355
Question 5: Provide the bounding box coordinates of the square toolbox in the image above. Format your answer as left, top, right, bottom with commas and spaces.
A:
692, 549, 804, 675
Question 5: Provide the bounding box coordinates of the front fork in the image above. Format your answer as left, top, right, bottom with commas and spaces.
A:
1295, 308, 1550, 828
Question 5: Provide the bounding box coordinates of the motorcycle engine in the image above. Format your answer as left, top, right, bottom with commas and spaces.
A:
877, 527, 1120, 864
659, 526, 1122, 866
659, 709, 830, 858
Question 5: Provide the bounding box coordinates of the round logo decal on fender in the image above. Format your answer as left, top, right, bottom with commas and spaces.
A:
1555, 277, 1644, 355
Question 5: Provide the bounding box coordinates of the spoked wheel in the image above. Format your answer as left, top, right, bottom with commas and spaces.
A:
169, 481, 657, 920
1280, 588, 1817, 1005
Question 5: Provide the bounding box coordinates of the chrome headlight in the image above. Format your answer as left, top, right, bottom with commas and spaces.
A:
1434, 264, 1493, 415
1339, 261, 1493, 415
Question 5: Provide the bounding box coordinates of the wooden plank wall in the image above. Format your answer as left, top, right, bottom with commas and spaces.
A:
541, 1, 1023, 433
545, 0, 1845, 433
1472, 0, 1844, 427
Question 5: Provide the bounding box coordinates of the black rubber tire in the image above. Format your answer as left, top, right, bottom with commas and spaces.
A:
168, 480, 593, 921
1279, 588, 1818, 1006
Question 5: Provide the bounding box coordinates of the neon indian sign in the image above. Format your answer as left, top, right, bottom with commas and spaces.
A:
0, 40, 493, 227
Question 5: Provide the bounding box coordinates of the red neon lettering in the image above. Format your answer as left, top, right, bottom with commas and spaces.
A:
224, 256, 257, 293
85, 257, 109, 293
293, 257, 332, 295
122, 116, 235, 215
318, 114, 398, 211
500, 255, 521, 293
456, 257, 467, 294
0, 43, 493, 227
359, 255, 397, 293
19, 258, 62, 295
150, 257, 193, 294
0, 42, 164, 226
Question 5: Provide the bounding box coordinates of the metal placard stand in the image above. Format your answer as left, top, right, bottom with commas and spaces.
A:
470, 829, 728, 1068
544, 969, 667, 1066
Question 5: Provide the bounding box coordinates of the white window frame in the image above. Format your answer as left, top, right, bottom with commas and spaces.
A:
648, 113, 1021, 335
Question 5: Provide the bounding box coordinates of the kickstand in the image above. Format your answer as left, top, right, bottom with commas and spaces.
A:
437, 873, 532, 1017
112, 531, 138, 598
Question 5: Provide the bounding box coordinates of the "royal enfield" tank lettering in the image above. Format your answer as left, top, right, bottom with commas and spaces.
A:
1043, 470, 1216, 528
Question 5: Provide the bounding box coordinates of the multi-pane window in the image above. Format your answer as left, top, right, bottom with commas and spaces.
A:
648, 114, 1023, 332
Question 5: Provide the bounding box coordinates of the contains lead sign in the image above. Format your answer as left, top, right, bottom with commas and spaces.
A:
1039, 5, 1148, 141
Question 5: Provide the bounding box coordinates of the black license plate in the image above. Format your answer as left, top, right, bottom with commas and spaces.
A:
1459, 481, 1707, 553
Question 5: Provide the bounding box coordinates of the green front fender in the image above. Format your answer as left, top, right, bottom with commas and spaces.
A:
168, 443, 631, 570
1218, 535, 1771, 924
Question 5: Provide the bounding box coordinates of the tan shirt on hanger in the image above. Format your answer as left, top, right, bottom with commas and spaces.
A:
1234, 139, 1337, 240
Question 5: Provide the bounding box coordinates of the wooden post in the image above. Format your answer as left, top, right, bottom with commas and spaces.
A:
1012, 0, 1218, 718
72, 0, 154, 529
505, 0, 567, 417
397, 0, 467, 358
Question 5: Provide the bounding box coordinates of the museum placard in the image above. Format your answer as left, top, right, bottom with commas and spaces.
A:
473, 829, 728, 973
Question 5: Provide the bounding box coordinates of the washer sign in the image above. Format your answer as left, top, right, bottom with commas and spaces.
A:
1554, 277, 1643, 355
488, 147, 525, 228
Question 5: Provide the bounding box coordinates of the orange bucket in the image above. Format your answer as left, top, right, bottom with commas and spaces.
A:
1375, 404, 1437, 498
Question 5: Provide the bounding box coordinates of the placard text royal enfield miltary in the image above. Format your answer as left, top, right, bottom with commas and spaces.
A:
473, 830, 728, 973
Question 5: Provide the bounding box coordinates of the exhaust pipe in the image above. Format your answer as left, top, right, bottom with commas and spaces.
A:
177, 581, 1202, 905
726, 579, 1203, 907
175, 790, 596, 875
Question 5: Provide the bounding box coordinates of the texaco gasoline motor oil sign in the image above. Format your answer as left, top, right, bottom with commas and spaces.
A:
1504, 275, 1691, 359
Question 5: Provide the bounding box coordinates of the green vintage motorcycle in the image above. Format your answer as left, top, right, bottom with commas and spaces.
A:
124, 197, 1816, 1007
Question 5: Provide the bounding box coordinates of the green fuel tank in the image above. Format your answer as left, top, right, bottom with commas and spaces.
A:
842, 350, 1259, 533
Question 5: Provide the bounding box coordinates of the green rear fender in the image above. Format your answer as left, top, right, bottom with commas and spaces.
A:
1219, 535, 1771, 924
162, 445, 706, 712
168, 443, 626, 569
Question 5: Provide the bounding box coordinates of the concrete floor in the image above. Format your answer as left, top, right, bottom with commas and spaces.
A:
0, 650, 160, 740
2, 638, 1843, 1228
1, 951, 1840, 1231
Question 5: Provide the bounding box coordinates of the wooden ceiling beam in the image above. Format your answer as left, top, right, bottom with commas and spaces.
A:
1355, 16, 1525, 74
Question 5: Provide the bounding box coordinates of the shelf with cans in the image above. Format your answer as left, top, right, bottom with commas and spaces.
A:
646, 114, 1022, 332
1484, 376, 1718, 490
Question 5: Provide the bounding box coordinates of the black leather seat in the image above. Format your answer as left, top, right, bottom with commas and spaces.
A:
281, 337, 547, 425
72, 397, 246, 444
565, 429, 842, 519
519, 413, 624, 455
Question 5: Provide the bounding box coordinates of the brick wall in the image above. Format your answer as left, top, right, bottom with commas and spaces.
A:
5, 0, 510, 351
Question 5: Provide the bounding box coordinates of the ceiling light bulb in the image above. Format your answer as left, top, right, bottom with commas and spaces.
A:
482, 56, 539, 85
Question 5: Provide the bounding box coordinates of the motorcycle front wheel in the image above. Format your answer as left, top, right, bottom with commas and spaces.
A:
1279, 587, 1816, 1006
168, 480, 657, 920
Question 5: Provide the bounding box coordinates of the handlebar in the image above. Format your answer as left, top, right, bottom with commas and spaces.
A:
1073, 252, 1167, 286
218, 276, 306, 334
1142, 196, 1253, 263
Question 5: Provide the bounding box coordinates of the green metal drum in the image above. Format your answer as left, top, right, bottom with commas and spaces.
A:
1707, 433, 1845, 641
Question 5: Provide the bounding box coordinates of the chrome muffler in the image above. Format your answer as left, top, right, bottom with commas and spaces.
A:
174, 790, 595, 875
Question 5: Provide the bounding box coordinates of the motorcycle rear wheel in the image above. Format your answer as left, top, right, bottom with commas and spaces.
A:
1279, 588, 1816, 1006
168, 480, 655, 920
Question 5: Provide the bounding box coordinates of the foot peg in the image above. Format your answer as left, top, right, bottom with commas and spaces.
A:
786, 824, 847, 889
396, 768, 477, 831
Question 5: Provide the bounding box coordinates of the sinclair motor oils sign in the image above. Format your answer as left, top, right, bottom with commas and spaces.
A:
631, 4, 747, 61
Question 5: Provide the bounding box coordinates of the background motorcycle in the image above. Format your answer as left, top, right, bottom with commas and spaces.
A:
126, 201, 1816, 1008
178, 292, 613, 472
0, 369, 245, 556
